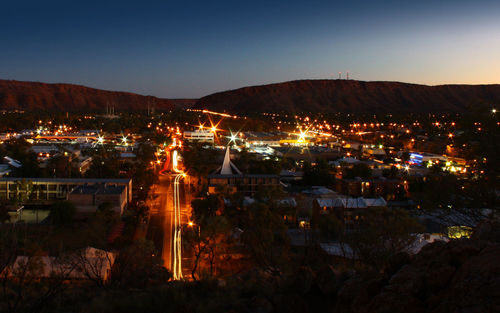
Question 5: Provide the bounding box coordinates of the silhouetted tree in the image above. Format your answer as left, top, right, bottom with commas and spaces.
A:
49, 201, 76, 225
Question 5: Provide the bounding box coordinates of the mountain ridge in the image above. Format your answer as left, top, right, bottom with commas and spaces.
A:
194, 79, 500, 114
2, 78, 500, 113
0, 79, 196, 111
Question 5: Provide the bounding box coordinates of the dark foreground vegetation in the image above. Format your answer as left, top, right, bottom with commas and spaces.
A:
1, 219, 499, 313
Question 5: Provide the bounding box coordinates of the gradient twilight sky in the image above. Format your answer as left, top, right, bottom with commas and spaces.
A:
1, 0, 499, 98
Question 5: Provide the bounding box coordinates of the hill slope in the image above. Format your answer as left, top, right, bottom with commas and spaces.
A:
0, 80, 196, 111
195, 80, 500, 114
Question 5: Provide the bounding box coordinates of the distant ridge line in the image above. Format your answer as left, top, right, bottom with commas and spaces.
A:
194, 79, 500, 114
0, 79, 196, 111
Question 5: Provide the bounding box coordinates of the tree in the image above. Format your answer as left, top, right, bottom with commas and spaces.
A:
183, 223, 203, 280
201, 216, 231, 277
49, 201, 76, 225
344, 208, 424, 270
184, 214, 231, 280
84, 145, 120, 178
0, 203, 11, 223
135, 142, 156, 164
302, 159, 336, 186
69, 248, 115, 287
318, 214, 343, 240
254, 184, 285, 203
95, 202, 120, 231
131, 162, 158, 201
191, 194, 222, 224
233, 150, 282, 175
344, 163, 372, 179
382, 165, 399, 178
1, 138, 42, 177
401, 151, 410, 162
111, 239, 170, 288
241, 202, 289, 272
12, 179, 34, 205
46, 154, 75, 178
0, 230, 71, 313
181, 143, 219, 183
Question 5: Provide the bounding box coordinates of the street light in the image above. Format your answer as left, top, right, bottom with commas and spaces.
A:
228, 131, 237, 145
188, 221, 201, 237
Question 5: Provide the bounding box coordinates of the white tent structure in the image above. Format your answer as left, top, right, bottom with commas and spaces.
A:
218, 146, 242, 175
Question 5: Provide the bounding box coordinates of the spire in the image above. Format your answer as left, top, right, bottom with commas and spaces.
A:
220, 146, 241, 175
220, 146, 233, 175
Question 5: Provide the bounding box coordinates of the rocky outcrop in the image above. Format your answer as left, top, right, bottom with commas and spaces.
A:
226, 221, 500, 313
332, 221, 500, 313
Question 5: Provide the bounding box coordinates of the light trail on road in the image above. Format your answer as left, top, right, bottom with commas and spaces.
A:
172, 173, 184, 280
170, 149, 186, 280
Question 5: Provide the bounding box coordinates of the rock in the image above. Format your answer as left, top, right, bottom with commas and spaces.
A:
292, 266, 315, 294
315, 265, 342, 295
386, 264, 425, 295
432, 243, 500, 313
385, 252, 411, 277
447, 240, 481, 267
272, 294, 309, 313
471, 220, 500, 242
366, 291, 426, 313
249, 296, 273, 313
335, 277, 375, 313
217, 278, 227, 287
424, 265, 455, 291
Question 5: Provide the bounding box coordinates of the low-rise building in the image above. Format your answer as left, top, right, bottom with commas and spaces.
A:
313, 196, 387, 229
0, 177, 132, 205
0, 164, 11, 177
183, 130, 214, 143
68, 184, 128, 215
338, 177, 407, 200
2, 247, 116, 283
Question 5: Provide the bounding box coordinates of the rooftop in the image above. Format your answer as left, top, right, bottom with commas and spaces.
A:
71, 184, 126, 195
0, 177, 131, 183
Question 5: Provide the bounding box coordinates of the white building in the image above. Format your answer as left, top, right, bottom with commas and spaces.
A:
183, 130, 214, 143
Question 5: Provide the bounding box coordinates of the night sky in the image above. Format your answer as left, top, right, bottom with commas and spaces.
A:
1, 0, 499, 98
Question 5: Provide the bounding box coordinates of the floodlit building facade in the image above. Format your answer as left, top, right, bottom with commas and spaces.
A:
183, 130, 214, 143
0, 177, 132, 207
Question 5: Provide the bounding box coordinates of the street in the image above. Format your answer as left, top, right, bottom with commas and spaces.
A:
148, 173, 191, 280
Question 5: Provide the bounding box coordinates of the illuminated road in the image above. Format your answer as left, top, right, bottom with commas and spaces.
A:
149, 176, 172, 274
154, 149, 190, 280
172, 173, 184, 279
